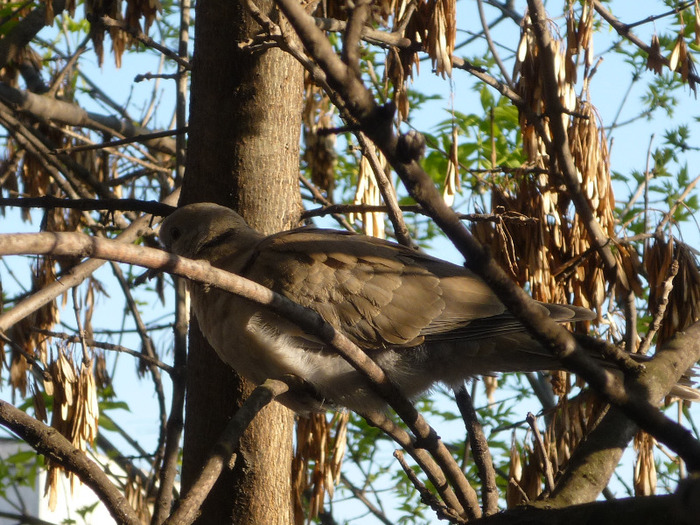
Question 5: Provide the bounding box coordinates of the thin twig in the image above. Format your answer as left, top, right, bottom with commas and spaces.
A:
52, 127, 187, 154
298, 174, 356, 231
593, 1, 700, 86
361, 410, 465, 521
477, 0, 513, 86
356, 132, 415, 247
32, 328, 174, 373
0, 196, 175, 217
393, 450, 462, 523
526, 412, 555, 493
638, 260, 679, 356
98, 16, 190, 70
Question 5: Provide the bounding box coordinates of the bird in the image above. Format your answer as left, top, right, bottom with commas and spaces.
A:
159, 202, 600, 413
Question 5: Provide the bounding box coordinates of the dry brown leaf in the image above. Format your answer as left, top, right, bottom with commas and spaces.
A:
443, 126, 460, 206
647, 34, 664, 75
669, 35, 682, 72
292, 412, 349, 524
634, 431, 657, 496
350, 149, 390, 238
506, 437, 525, 508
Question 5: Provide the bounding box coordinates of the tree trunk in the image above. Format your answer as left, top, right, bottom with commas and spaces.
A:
179, 0, 303, 522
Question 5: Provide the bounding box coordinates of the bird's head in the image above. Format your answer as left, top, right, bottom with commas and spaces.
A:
159, 202, 260, 260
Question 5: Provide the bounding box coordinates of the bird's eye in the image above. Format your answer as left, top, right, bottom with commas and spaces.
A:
170, 227, 182, 241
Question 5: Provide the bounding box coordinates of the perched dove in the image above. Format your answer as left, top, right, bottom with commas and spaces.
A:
160, 202, 596, 412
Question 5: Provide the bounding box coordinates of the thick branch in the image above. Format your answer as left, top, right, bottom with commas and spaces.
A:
275, 0, 376, 120
545, 321, 700, 506
455, 386, 499, 515
476, 478, 699, 524
0, 399, 141, 525
163, 378, 293, 525
0, 83, 177, 155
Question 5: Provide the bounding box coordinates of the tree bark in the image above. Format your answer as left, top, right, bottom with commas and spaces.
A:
180, 0, 303, 522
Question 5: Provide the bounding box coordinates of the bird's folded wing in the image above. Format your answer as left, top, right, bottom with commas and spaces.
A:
236, 228, 511, 349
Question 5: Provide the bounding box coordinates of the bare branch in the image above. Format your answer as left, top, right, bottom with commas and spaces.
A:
472, 478, 699, 524
341, 0, 372, 79
33, 328, 174, 373
0, 82, 177, 155
361, 410, 466, 521
163, 377, 293, 525
638, 261, 679, 356
98, 16, 191, 70
152, 278, 188, 525
0, 0, 66, 69
355, 132, 415, 247
455, 385, 499, 515
0, 196, 176, 217
476, 0, 513, 86
594, 1, 700, 86
0, 190, 180, 334
526, 412, 555, 494
0, 398, 141, 525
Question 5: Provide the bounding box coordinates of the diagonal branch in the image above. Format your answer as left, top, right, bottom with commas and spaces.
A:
593, 1, 700, 86
163, 377, 294, 525
0, 83, 177, 156
273, 0, 700, 474
0, 0, 66, 69
543, 320, 700, 506
0, 398, 141, 525
0, 231, 481, 520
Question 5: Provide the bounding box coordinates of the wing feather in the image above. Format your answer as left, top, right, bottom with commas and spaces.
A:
237, 228, 503, 347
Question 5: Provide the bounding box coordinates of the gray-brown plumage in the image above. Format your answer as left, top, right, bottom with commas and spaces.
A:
160, 202, 596, 412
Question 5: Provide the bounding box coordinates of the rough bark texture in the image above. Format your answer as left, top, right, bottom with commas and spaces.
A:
180, 0, 303, 522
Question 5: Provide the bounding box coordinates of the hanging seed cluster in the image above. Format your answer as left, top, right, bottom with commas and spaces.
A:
43, 352, 99, 511
302, 82, 338, 200
292, 412, 348, 524
506, 391, 605, 506
644, 237, 700, 347
473, 8, 643, 314
1, 209, 111, 509
83, 0, 161, 67
443, 126, 460, 206
350, 148, 392, 238
633, 431, 657, 497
